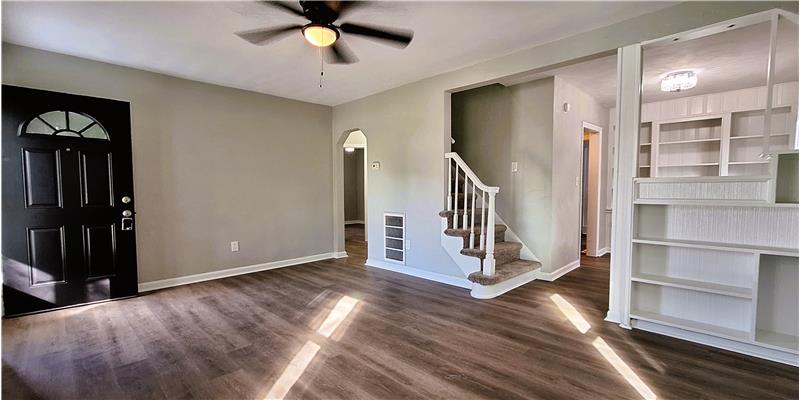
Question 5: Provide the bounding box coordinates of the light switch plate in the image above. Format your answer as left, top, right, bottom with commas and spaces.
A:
230, 241, 239, 252
371, 161, 381, 170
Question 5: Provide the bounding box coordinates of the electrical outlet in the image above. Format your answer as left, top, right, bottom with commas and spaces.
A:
230, 241, 239, 252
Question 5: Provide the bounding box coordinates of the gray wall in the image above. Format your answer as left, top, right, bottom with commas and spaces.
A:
343, 148, 364, 222
551, 77, 610, 269
332, 2, 789, 279
3, 43, 334, 283
452, 79, 555, 269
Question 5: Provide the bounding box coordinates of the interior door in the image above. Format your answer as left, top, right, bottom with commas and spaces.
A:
2, 85, 138, 316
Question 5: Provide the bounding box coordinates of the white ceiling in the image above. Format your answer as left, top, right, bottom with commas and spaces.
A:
2, 1, 676, 106
540, 20, 799, 107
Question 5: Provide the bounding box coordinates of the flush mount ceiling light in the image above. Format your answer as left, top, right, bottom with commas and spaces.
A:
302, 24, 339, 47
661, 70, 698, 92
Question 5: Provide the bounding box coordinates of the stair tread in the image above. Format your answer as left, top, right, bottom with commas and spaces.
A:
468, 259, 541, 286
444, 224, 506, 238
460, 241, 522, 258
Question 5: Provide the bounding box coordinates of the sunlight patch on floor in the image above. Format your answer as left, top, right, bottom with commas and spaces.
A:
317, 295, 359, 338
592, 337, 658, 400
264, 341, 320, 400
550, 293, 591, 334
265, 295, 360, 400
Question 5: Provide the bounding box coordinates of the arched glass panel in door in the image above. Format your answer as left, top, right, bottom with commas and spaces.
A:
22, 111, 109, 140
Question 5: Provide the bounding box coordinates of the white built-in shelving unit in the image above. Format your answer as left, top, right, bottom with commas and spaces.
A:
629, 151, 799, 365
632, 81, 798, 178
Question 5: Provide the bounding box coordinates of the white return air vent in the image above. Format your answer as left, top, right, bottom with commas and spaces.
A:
384, 212, 405, 264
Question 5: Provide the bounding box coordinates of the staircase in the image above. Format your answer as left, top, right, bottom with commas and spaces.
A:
441, 152, 541, 299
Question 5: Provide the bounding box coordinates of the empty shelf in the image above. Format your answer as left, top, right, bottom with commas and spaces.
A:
659, 162, 719, 167
632, 273, 752, 298
631, 309, 751, 342
755, 330, 799, 353
660, 138, 721, 145
729, 161, 769, 165
633, 238, 799, 257
730, 133, 791, 140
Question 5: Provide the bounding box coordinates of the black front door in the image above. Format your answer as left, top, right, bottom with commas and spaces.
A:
2, 85, 138, 316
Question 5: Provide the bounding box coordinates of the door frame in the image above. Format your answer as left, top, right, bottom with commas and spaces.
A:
581, 121, 604, 258
2, 85, 139, 316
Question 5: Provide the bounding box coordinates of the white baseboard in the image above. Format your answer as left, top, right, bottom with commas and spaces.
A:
333, 251, 348, 258
633, 319, 798, 366
365, 258, 472, 289
596, 247, 611, 256
138, 252, 337, 292
345, 220, 365, 225
537, 259, 580, 281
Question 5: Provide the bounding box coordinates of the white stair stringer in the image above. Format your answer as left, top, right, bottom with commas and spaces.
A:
440, 217, 481, 276
439, 212, 542, 299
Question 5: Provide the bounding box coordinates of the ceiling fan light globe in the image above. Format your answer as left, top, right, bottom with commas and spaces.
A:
303, 24, 338, 47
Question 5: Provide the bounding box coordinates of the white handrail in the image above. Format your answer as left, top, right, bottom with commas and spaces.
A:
445, 152, 498, 275
445, 153, 499, 193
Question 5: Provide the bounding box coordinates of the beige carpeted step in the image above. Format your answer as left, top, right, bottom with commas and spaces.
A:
467, 259, 541, 285
460, 241, 522, 266
444, 224, 506, 247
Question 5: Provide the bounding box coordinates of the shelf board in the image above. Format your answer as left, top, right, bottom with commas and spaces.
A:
730, 133, 791, 140
633, 237, 799, 257
659, 162, 719, 168
630, 309, 751, 342
728, 161, 769, 165
660, 138, 721, 145
634, 199, 798, 208
755, 330, 799, 353
639, 165, 651, 168
632, 273, 753, 298
640, 142, 652, 146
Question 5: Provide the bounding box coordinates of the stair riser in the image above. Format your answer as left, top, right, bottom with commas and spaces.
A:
482, 252, 520, 268
459, 231, 504, 248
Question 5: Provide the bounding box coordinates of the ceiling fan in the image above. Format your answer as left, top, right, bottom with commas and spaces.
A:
235, 1, 414, 64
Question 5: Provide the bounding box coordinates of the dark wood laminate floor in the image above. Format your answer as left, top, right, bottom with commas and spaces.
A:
3, 226, 798, 399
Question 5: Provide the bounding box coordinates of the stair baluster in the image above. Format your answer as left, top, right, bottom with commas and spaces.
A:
462, 171, 469, 229
470, 182, 476, 248
452, 163, 459, 229
480, 191, 486, 250
447, 161, 453, 211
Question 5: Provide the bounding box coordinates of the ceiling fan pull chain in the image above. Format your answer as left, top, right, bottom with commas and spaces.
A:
319, 47, 324, 88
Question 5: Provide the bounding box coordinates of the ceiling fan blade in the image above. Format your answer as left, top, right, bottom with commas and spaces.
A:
325, 1, 371, 17
326, 40, 359, 64
259, 1, 305, 18
235, 25, 302, 45
339, 22, 413, 48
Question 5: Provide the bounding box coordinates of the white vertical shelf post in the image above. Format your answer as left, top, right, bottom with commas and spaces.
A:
761, 13, 778, 158
720, 113, 732, 176
608, 44, 642, 327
